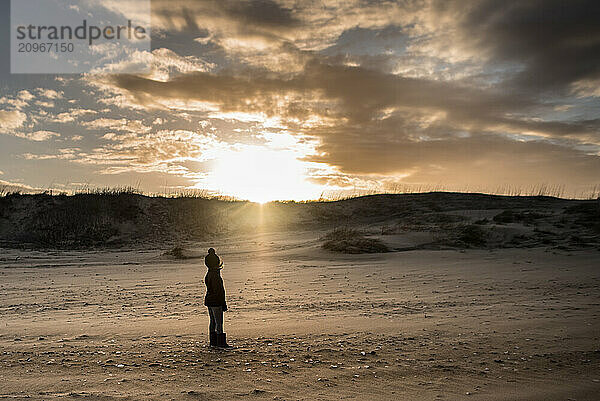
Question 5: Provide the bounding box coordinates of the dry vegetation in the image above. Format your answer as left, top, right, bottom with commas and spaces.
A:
320, 227, 390, 254
0, 189, 598, 251
0, 189, 246, 248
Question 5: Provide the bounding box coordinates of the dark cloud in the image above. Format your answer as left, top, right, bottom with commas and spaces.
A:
85, 1, 600, 193
3, 0, 598, 196
101, 56, 600, 192
109, 60, 599, 140
438, 0, 600, 94
223, 0, 299, 27
153, 0, 299, 35
305, 124, 600, 183
109, 70, 305, 116
322, 25, 408, 56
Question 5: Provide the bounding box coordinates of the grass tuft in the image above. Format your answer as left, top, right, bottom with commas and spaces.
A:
164, 246, 187, 259
321, 227, 390, 254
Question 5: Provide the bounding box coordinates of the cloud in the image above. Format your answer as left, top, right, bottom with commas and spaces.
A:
24, 148, 81, 161
89, 48, 214, 78
83, 118, 151, 133
0, 96, 28, 110
104, 60, 599, 142
3, 125, 60, 141
150, 0, 415, 72
16, 130, 61, 142
23, 130, 223, 176
0, 110, 27, 130
306, 127, 600, 186
571, 79, 600, 98
35, 100, 54, 108
0, 179, 41, 193
153, 0, 300, 34
83, 48, 216, 110
18, 90, 35, 101
50, 109, 97, 123
96, 52, 599, 194
9, 0, 599, 197
427, 0, 600, 95
36, 88, 64, 99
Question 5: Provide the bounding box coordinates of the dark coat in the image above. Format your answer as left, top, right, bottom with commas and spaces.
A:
205, 253, 221, 269
204, 254, 227, 309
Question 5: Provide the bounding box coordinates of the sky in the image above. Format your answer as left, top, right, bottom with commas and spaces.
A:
0, 0, 599, 202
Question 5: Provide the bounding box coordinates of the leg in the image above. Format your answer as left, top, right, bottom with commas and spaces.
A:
213, 306, 224, 334
212, 307, 229, 347
208, 307, 216, 333
207, 307, 218, 346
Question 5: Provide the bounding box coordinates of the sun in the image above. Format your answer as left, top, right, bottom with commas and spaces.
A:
203, 146, 321, 203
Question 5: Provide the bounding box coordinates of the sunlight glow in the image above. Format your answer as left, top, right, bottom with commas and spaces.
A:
201, 146, 322, 203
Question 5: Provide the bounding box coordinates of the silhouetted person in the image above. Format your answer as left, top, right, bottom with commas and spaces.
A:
204, 248, 230, 347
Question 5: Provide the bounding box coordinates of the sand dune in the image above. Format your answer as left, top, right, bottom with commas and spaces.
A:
1, 192, 598, 251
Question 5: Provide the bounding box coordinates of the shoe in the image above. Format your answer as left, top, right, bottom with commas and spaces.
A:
209, 332, 218, 347
217, 333, 231, 348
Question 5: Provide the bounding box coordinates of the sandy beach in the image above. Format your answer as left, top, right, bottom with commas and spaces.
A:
2, 229, 599, 400
2, 0, 599, 398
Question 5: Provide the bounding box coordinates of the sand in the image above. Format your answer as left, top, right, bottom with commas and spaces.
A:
1, 229, 600, 400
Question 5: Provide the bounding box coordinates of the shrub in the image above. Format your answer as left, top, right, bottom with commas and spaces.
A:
493, 210, 516, 224
164, 246, 187, 259
458, 225, 488, 247
321, 227, 390, 254
493, 210, 546, 225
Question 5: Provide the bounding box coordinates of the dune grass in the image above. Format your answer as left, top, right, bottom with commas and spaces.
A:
1, 187, 598, 250
2, 183, 599, 202
321, 227, 390, 254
